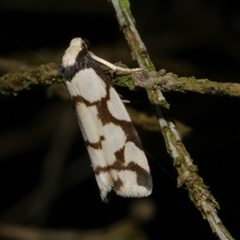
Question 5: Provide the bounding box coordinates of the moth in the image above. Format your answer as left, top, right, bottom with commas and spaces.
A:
59, 38, 152, 201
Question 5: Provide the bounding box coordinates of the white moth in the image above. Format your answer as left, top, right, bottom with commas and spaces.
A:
59, 38, 152, 201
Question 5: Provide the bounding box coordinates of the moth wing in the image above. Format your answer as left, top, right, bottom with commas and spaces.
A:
65, 61, 152, 201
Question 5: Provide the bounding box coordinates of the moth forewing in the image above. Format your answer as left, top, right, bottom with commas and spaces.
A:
59, 37, 152, 201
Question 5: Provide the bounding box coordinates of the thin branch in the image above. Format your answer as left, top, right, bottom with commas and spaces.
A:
132, 70, 240, 97
110, 0, 234, 239
2, 64, 240, 99
0, 63, 61, 97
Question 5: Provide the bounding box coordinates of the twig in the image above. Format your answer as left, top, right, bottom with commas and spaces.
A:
2, 63, 240, 99
132, 69, 240, 97
110, 0, 234, 239
0, 63, 61, 97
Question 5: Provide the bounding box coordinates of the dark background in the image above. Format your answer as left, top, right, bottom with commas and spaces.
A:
0, 0, 240, 239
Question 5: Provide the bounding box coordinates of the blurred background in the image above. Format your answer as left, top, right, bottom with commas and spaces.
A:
0, 0, 240, 239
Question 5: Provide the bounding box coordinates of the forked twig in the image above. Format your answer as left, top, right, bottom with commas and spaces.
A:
110, 0, 234, 239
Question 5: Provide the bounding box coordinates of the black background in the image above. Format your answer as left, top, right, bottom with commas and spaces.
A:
0, 1, 240, 239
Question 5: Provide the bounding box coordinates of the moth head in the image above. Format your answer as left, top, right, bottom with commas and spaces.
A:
69, 38, 90, 52
61, 37, 89, 68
